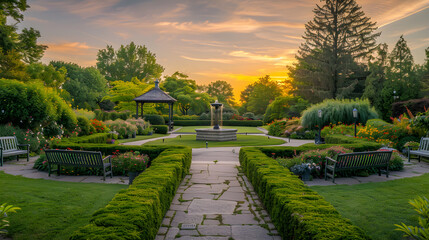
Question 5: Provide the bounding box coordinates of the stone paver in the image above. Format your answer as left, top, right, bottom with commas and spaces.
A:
156, 146, 281, 239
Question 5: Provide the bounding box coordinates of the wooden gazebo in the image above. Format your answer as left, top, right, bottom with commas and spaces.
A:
133, 79, 177, 131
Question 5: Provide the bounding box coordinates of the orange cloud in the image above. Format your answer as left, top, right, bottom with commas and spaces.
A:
181, 56, 232, 63
229, 50, 296, 66
42, 41, 98, 67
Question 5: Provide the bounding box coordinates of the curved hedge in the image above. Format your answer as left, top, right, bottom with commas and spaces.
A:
51, 144, 192, 240
143, 114, 165, 125
239, 146, 371, 239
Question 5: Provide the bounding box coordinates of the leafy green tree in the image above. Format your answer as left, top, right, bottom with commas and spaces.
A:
96, 42, 164, 82
263, 96, 309, 124
419, 47, 429, 97
51, 61, 108, 110
162, 72, 213, 115
26, 63, 67, 88
240, 75, 282, 115
18, 27, 47, 64
291, 0, 379, 102
103, 77, 150, 112
0, 49, 28, 80
0, 0, 28, 22
205, 80, 235, 105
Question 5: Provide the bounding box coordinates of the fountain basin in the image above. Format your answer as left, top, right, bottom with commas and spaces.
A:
195, 128, 237, 141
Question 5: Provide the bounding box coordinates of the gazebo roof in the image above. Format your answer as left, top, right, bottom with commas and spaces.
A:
134, 80, 177, 103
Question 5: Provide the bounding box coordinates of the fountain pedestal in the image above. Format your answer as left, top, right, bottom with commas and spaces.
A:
195, 100, 237, 141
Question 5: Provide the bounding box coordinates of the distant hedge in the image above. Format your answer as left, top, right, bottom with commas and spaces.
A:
174, 120, 263, 127
63, 144, 192, 240
143, 114, 165, 125
240, 144, 372, 239
152, 125, 168, 134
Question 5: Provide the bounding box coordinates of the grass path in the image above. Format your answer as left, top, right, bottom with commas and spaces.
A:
144, 134, 284, 148
174, 126, 263, 133
0, 172, 127, 240
309, 174, 429, 240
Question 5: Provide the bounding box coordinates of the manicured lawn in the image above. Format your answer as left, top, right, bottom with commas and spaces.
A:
309, 174, 429, 240
0, 172, 127, 240
174, 126, 264, 133
116, 133, 166, 143
145, 134, 284, 148
261, 125, 270, 130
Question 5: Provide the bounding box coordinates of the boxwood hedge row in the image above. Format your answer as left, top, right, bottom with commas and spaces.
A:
173, 120, 263, 126
239, 147, 371, 240
49, 143, 191, 240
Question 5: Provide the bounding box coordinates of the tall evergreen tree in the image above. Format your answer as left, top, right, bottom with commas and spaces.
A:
380, 36, 419, 119
419, 47, 429, 97
363, 44, 388, 115
291, 0, 380, 102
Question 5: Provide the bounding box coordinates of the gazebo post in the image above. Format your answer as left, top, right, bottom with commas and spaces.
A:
141, 103, 144, 118
168, 103, 172, 131
135, 102, 139, 119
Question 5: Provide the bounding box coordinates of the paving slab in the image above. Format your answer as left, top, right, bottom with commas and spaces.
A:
188, 199, 236, 215
231, 225, 273, 240
222, 214, 260, 225
197, 225, 231, 236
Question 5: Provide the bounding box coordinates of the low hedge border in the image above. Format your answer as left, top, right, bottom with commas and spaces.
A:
60, 133, 114, 144
152, 125, 168, 134
174, 120, 263, 126
239, 147, 370, 239
49, 143, 191, 240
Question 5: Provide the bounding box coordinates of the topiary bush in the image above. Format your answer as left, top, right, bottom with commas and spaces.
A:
143, 114, 165, 125
152, 125, 168, 134
301, 99, 378, 129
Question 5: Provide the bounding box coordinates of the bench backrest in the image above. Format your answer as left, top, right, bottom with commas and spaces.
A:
45, 149, 104, 167
0, 136, 18, 152
335, 151, 392, 169
418, 138, 429, 151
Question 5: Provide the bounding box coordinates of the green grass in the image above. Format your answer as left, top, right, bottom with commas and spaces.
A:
309, 174, 429, 240
144, 134, 285, 148
261, 125, 270, 130
116, 133, 166, 143
0, 172, 127, 240
174, 126, 263, 133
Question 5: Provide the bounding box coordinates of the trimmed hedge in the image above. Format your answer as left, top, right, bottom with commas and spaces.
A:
62, 144, 192, 240
143, 114, 165, 125
59, 133, 114, 144
239, 147, 370, 239
174, 120, 263, 126
152, 125, 168, 134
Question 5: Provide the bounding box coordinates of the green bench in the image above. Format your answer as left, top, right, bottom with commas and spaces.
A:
408, 137, 429, 162
325, 151, 392, 183
45, 149, 113, 181
0, 136, 30, 167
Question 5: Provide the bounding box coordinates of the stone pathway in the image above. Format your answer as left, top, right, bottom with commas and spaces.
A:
156, 148, 281, 240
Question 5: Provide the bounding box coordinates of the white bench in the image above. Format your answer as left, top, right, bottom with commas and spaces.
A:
0, 136, 30, 166
408, 137, 429, 162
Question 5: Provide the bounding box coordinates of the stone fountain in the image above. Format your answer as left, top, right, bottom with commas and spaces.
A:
195, 100, 237, 141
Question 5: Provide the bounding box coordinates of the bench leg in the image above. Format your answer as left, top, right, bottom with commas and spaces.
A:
57, 165, 60, 176
48, 163, 51, 177
419, 156, 421, 162
27, 151, 29, 162
332, 169, 335, 183
17, 154, 19, 161
1, 156, 3, 167
378, 169, 381, 176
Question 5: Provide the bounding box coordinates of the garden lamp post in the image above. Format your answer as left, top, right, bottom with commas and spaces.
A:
317, 109, 322, 144
353, 108, 358, 137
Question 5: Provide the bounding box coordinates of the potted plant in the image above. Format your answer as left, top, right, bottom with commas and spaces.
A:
291, 163, 315, 181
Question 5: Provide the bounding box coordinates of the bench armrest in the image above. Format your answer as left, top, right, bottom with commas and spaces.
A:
17, 144, 30, 150
325, 156, 337, 165
103, 155, 112, 164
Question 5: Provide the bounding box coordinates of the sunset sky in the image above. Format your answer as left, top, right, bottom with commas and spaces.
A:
19, 0, 429, 99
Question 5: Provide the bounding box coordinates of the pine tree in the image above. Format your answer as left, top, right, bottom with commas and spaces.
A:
291, 0, 380, 102
363, 44, 388, 113
419, 47, 429, 97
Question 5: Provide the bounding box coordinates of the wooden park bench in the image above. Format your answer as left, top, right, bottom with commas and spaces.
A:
408, 137, 429, 162
0, 136, 30, 167
45, 149, 113, 181
325, 151, 392, 183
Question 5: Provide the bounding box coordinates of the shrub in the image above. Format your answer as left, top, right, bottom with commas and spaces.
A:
94, 110, 132, 121
0, 203, 21, 235
74, 108, 96, 120
77, 117, 95, 136
321, 123, 363, 137
239, 147, 370, 239
263, 96, 309, 124
111, 151, 149, 176
143, 114, 165, 125
90, 119, 108, 133
0, 79, 77, 131
390, 152, 404, 171
199, 112, 210, 120
0, 124, 48, 153
268, 121, 287, 136
357, 119, 409, 149
301, 98, 378, 129
162, 115, 200, 121
152, 125, 168, 134
127, 118, 150, 135
395, 196, 429, 239
242, 112, 256, 120
69, 145, 191, 240
104, 119, 137, 139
